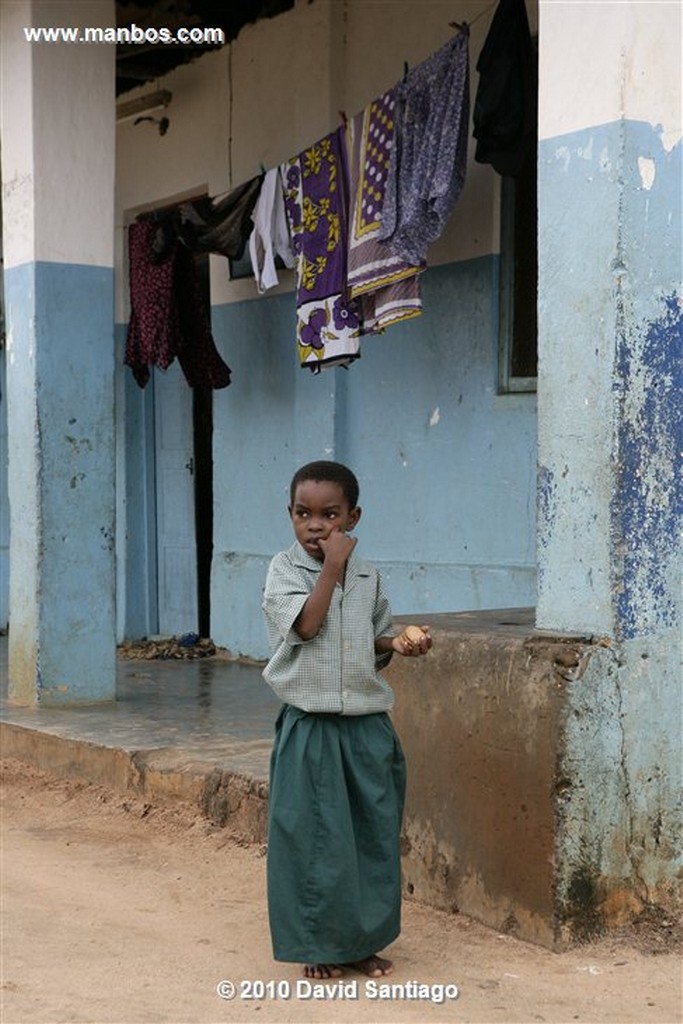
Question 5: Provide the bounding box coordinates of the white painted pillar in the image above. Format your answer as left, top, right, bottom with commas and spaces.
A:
1, 0, 116, 703
536, 1, 681, 640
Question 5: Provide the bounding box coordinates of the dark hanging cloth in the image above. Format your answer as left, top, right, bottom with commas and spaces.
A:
473, 0, 537, 177
176, 174, 264, 260
125, 218, 231, 390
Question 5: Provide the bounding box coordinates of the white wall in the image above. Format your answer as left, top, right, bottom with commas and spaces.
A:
539, 0, 681, 150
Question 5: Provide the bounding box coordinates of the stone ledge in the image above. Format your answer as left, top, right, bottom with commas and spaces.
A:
0, 722, 270, 843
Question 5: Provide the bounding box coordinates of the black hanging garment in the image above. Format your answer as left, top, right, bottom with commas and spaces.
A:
473, 0, 537, 177
176, 174, 264, 260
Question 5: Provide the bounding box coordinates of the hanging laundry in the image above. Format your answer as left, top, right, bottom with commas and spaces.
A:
125, 220, 177, 386
282, 128, 361, 372
125, 218, 231, 390
248, 166, 295, 293
176, 174, 264, 260
346, 88, 423, 332
379, 30, 470, 265
473, 0, 537, 177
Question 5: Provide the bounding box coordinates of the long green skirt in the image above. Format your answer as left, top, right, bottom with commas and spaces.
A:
267, 704, 407, 964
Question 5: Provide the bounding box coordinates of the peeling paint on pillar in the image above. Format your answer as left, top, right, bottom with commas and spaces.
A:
537, 123, 681, 635
536, 465, 556, 586
613, 293, 683, 639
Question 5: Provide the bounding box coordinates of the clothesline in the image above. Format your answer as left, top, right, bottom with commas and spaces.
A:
451, 0, 498, 32
125, 0, 536, 388
281, 27, 471, 372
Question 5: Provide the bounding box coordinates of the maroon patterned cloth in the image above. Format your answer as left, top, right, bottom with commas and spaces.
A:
125, 219, 231, 389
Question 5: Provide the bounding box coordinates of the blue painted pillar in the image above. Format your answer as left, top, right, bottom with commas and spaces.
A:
536, 2, 682, 922
536, 2, 681, 640
1, 1, 116, 704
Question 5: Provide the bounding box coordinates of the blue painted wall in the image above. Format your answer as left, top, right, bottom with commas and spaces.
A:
210, 256, 537, 659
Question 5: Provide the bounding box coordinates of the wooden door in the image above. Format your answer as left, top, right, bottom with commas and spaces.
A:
153, 362, 198, 636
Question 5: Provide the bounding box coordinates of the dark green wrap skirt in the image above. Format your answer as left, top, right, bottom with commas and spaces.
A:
267, 704, 407, 964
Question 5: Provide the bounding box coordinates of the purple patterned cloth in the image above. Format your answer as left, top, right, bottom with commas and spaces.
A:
379, 31, 470, 265
346, 87, 423, 332
282, 128, 361, 372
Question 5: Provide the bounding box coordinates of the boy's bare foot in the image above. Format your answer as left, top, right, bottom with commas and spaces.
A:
347, 954, 393, 977
303, 964, 343, 979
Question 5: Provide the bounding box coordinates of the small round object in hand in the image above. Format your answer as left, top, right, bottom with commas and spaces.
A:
400, 624, 428, 651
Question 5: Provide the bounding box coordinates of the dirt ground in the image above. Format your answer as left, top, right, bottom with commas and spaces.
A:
1, 757, 681, 1024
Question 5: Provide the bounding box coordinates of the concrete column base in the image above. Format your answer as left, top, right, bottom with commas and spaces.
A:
389, 611, 680, 950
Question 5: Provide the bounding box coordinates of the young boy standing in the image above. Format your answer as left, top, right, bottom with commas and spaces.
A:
262, 460, 431, 980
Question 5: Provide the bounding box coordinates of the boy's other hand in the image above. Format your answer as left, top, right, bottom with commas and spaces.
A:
394, 625, 433, 657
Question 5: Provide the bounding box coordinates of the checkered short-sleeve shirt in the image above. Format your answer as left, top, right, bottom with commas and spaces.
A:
262, 542, 396, 715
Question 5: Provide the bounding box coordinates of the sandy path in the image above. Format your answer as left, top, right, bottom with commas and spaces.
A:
1, 757, 680, 1024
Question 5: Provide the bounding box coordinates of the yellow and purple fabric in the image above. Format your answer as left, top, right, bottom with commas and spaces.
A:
281, 128, 361, 372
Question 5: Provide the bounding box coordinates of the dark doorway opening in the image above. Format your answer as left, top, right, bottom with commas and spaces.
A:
192, 254, 213, 639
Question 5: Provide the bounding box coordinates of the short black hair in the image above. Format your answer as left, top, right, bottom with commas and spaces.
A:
290, 461, 360, 509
